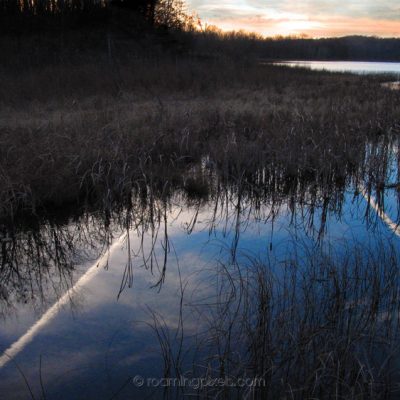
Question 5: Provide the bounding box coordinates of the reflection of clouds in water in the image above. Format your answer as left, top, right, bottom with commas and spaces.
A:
0, 232, 128, 369
1, 138, 400, 397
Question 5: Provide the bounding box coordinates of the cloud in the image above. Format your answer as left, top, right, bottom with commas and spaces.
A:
186, 0, 400, 37
278, 0, 400, 21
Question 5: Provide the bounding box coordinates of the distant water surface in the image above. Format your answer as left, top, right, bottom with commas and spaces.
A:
274, 60, 400, 75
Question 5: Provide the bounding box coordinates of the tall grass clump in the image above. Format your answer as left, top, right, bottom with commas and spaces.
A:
0, 54, 399, 222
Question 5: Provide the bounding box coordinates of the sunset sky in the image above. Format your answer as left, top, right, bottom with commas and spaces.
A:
186, 0, 400, 38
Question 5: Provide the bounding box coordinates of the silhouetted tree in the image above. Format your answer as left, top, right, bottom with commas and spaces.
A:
111, 0, 158, 25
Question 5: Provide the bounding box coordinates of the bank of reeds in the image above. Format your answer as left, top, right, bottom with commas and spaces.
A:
1, 49, 399, 221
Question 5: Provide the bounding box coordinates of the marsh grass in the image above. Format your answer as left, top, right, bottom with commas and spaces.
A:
1, 38, 399, 222
2, 15, 400, 400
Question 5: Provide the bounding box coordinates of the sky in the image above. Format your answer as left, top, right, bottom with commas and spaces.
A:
186, 0, 400, 38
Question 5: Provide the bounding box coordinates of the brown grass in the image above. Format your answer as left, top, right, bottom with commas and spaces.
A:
1, 33, 400, 220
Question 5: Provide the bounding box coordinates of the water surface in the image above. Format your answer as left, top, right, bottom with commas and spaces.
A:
1, 139, 400, 399
274, 60, 400, 76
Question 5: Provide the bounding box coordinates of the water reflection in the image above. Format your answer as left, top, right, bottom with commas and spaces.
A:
0, 137, 400, 398
273, 61, 400, 76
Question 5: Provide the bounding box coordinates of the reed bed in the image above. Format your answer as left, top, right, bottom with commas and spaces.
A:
1, 9, 400, 400
1, 46, 400, 221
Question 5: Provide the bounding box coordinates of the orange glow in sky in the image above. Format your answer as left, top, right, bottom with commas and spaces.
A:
187, 1, 400, 38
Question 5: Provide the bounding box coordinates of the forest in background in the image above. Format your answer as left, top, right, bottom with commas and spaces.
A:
0, 0, 399, 61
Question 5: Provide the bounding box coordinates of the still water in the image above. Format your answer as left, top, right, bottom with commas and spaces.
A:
274, 60, 400, 75
1, 139, 400, 398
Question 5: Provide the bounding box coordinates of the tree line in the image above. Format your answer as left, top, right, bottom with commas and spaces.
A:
263, 35, 400, 61
0, 0, 189, 33
189, 28, 400, 62
1, 0, 399, 62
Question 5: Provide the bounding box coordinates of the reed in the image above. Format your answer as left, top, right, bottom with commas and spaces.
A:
1, 45, 399, 221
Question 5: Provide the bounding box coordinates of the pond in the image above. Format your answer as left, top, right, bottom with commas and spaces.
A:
273, 60, 400, 76
1, 138, 400, 399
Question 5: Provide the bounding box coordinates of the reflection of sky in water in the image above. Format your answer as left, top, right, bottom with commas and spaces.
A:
1, 143, 400, 398
381, 188, 400, 225
273, 61, 400, 76
0, 189, 399, 399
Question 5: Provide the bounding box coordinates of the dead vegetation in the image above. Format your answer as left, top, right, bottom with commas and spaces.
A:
1, 45, 399, 221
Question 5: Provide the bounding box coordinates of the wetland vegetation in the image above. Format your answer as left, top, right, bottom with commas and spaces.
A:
1, 0, 400, 399
1, 47, 399, 221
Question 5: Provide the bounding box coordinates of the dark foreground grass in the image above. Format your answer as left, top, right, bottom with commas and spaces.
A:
1, 31, 400, 221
